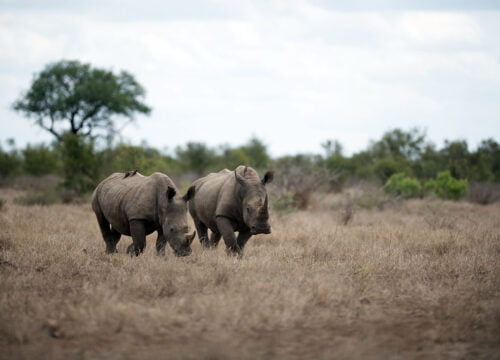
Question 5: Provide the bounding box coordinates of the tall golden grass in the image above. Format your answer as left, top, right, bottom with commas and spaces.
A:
0, 189, 499, 359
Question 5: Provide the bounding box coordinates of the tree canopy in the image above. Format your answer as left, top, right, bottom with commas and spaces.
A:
13, 60, 151, 141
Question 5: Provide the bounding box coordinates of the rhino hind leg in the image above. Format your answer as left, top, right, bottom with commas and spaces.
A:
209, 231, 221, 248
129, 220, 147, 256
95, 211, 121, 254
194, 220, 211, 248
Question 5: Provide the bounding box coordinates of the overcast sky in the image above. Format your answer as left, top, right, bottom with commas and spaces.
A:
1, 0, 499, 156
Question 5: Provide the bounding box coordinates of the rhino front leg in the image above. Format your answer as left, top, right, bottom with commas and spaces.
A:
236, 230, 252, 251
215, 217, 241, 255
156, 228, 167, 256
129, 220, 147, 256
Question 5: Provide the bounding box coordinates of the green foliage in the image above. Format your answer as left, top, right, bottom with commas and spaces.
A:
239, 137, 271, 170
176, 142, 217, 176
374, 158, 411, 183
425, 171, 468, 200
13, 60, 151, 141
22, 144, 60, 176
101, 144, 180, 176
57, 133, 99, 194
271, 192, 297, 215
0, 143, 22, 179
441, 141, 470, 180
384, 172, 422, 199
370, 128, 426, 160
218, 146, 251, 170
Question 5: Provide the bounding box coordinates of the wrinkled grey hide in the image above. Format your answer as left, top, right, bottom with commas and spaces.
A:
188, 165, 274, 256
92, 172, 195, 256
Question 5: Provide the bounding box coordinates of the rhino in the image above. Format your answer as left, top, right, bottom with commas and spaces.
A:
188, 165, 274, 255
91, 171, 196, 256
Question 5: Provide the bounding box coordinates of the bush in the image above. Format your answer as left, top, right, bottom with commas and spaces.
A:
384, 172, 422, 199
14, 189, 60, 206
467, 183, 500, 205
271, 192, 297, 215
352, 186, 397, 210
425, 171, 468, 200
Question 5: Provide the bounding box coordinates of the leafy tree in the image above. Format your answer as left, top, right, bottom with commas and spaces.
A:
0, 139, 22, 179
441, 140, 470, 179
384, 172, 421, 199
176, 142, 217, 176
12, 60, 151, 193
425, 171, 468, 200
369, 128, 427, 161
13, 60, 151, 141
22, 144, 60, 176
473, 139, 500, 182
56, 133, 99, 194
218, 146, 251, 170
100, 143, 180, 176
239, 137, 271, 170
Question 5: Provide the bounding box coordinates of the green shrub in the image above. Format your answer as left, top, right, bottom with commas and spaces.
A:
384, 172, 421, 199
425, 171, 468, 200
272, 192, 297, 215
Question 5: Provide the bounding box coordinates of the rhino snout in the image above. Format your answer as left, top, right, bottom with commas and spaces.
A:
250, 225, 271, 235
174, 247, 192, 257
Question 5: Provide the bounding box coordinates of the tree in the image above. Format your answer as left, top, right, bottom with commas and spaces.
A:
369, 128, 427, 161
175, 142, 217, 176
13, 60, 151, 141
12, 60, 151, 194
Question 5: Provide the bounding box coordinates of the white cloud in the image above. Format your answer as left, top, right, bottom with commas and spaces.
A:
0, 3, 499, 156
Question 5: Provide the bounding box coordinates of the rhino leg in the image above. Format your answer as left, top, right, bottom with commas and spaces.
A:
236, 230, 252, 251
156, 228, 167, 256
194, 221, 210, 248
215, 217, 241, 255
210, 231, 221, 248
129, 220, 147, 256
95, 211, 121, 254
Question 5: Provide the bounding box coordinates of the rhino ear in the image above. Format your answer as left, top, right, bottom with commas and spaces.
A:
182, 185, 195, 202
166, 186, 176, 202
262, 171, 274, 185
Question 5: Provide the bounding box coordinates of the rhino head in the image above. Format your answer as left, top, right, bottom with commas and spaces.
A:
235, 168, 274, 235
163, 186, 196, 256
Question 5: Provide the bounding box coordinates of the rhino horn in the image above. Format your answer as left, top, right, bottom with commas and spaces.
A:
186, 231, 196, 245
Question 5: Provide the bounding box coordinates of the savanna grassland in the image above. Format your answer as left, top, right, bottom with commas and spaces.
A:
0, 188, 499, 360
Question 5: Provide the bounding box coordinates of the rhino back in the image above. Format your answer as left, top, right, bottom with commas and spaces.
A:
93, 172, 173, 234
190, 169, 242, 228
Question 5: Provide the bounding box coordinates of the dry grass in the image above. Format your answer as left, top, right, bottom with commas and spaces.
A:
0, 188, 499, 359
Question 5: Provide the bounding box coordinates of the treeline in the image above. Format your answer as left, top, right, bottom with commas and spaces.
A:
1, 128, 499, 193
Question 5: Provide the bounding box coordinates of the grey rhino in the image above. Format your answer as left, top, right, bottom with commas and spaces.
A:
188, 165, 274, 255
91, 171, 196, 256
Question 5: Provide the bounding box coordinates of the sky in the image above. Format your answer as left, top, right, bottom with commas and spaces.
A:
0, 0, 499, 157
